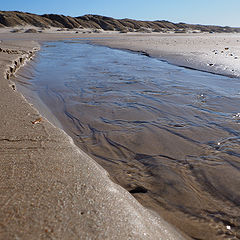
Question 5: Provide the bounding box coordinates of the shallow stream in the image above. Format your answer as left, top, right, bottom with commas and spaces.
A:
15, 40, 240, 239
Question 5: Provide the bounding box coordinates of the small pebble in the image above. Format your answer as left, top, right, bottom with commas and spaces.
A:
32, 117, 42, 124
233, 113, 240, 118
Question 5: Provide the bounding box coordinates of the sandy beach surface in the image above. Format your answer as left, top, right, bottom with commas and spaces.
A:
1, 30, 240, 77
0, 37, 187, 239
0, 29, 240, 239
91, 32, 240, 77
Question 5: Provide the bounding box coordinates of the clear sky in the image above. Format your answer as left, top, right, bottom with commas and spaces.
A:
1, 0, 239, 27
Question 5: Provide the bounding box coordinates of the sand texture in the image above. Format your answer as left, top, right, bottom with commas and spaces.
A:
1, 31, 240, 79
0, 39, 186, 239
91, 33, 240, 77
1, 31, 240, 240
90, 33, 240, 240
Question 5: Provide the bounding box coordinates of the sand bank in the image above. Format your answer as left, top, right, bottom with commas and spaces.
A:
0, 37, 187, 238
91, 33, 240, 77
1, 30, 240, 77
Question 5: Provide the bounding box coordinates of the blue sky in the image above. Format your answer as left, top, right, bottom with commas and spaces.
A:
1, 0, 239, 27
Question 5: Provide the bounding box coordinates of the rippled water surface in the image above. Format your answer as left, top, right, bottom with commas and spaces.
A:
16, 41, 240, 239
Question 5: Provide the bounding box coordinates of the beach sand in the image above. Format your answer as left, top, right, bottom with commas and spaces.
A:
0, 37, 186, 239
0, 30, 240, 239
90, 32, 240, 239
91, 32, 240, 77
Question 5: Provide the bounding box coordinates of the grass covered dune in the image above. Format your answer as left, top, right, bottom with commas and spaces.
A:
1, 10, 240, 33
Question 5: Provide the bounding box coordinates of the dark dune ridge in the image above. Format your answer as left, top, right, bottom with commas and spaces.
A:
0, 10, 240, 33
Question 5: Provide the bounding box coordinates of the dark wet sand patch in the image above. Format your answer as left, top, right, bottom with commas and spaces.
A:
15, 41, 240, 239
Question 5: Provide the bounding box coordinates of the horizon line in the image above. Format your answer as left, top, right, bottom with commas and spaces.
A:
0, 10, 239, 28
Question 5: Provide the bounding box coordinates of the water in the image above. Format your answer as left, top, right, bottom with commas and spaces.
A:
15, 40, 240, 239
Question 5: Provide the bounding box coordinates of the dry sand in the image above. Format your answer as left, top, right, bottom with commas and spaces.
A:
1, 29, 240, 239
91, 32, 240, 77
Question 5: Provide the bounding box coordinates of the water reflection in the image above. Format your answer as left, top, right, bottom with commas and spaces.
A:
16, 41, 240, 239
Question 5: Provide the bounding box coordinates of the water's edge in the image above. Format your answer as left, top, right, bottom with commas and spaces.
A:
2, 41, 189, 240
89, 39, 240, 79
14, 40, 240, 240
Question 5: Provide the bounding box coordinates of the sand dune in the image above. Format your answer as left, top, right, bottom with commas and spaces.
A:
0, 10, 240, 33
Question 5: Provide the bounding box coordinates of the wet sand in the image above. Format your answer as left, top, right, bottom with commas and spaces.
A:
16, 40, 240, 240
89, 34, 240, 239
0, 38, 187, 239
1, 31, 240, 239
